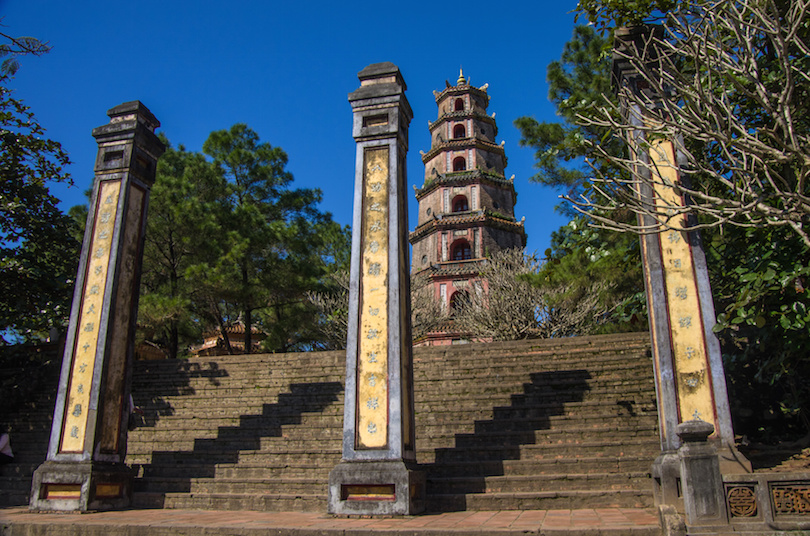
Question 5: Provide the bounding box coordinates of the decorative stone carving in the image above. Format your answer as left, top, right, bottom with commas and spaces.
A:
727, 486, 758, 518
772, 484, 810, 516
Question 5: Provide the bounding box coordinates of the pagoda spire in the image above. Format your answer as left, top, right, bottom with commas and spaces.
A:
457, 68, 467, 86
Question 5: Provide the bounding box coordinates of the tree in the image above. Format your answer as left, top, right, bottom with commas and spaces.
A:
308, 270, 445, 351
575, 0, 676, 30
410, 271, 448, 342
0, 72, 79, 342
137, 138, 226, 358
191, 123, 348, 353
569, 0, 810, 247
520, 1, 810, 442
306, 270, 350, 351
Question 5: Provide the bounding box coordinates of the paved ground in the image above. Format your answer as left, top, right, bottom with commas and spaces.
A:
0, 507, 661, 535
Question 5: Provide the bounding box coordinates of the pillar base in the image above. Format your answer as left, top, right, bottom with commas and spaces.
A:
328, 460, 424, 515
29, 460, 133, 512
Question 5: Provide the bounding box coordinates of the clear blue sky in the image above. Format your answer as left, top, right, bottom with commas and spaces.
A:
2, 0, 580, 255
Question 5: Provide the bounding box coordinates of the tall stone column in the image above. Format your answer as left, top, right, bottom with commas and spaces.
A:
30, 102, 164, 512
611, 26, 750, 509
328, 62, 424, 516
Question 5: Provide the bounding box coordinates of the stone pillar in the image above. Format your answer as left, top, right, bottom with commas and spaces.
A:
328, 62, 424, 516
611, 26, 750, 510
30, 102, 164, 512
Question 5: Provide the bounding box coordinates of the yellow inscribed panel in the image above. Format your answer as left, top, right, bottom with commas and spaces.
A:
649, 140, 716, 429
357, 147, 389, 448
60, 180, 121, 452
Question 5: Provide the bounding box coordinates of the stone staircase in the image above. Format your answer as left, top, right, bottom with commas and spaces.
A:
0, 332, 661, 513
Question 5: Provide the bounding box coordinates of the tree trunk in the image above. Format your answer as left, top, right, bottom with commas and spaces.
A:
244, 308, 252, 355
242, 261, 252, 354
211, 299, 233, 355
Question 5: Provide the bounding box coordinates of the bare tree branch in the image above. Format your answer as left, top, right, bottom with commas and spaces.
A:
0, 19, 51, 75
567, 0, 810, 247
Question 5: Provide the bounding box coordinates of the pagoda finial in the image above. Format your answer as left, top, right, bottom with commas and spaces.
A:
457, 68, 467, 86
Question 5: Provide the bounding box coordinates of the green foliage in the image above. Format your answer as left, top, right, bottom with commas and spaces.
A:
706, 225, 810, 439
194, 124, 349, 353
515, 26, 646, 331
0, 74, 79, 342
0, 343, 60, 426
568, 1, 810, 246
575, 0, 675, 30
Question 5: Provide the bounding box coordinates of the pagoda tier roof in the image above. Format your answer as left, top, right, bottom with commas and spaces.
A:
421, 138, 506, 165
416, 169, 515, 199
412, 258, 486, 278
408, 210, 527, 244
433, 83, 490, 103
428, 111, 497, 132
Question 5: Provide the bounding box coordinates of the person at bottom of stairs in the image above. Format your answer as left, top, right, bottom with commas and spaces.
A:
0, 424, 14, 465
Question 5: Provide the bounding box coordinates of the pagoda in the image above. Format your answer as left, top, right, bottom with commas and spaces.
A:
409, 70, 526, 346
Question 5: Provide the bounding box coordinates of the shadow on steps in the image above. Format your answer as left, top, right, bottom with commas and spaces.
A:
134, 360, 231, 428
423, 369, 591, 511
134, 380, 343, 505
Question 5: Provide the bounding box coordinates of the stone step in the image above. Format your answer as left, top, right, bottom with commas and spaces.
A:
123, 407, 656, 434
0, 475, 34, 494
426, 471, 652, 494
126, 437, 658, 467
1, 491, 29, 508
152, 491, 325, 512
131, 343, 648, 373
426, 489, 654, 511
425, 456, 654, 477
128, 451, 341, 468
419, 439, 659, 463
133, 348, 649, 369
135, 489, 654, 514
130, 358, 653, 386
130, 370, 655, 396
134, 470, 652, 497
136, 476, 328, 495
136, 462, 338, 480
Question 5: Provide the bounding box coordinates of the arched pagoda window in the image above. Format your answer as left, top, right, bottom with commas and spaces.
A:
454, 98, 464, 111
453, 157, 466, 171
449, 290, 470, 314
452, 195, 469, 212
453, 124, 466, 138
451, 240, 472, 260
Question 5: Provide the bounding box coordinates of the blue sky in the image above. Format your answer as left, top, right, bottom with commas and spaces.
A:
2, 0, 580, 255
